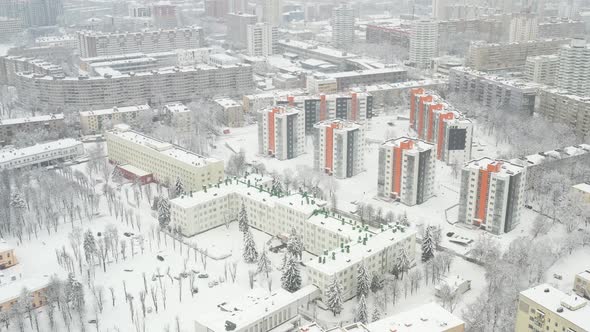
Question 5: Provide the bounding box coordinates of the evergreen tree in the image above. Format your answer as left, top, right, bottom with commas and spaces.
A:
281, 254, 301, 292
396, 248, 411, 279
158, 197, 171, 229
422, 226, 436, 262
356, 262, 370, 298
370, 273, 384, 293
83, 230, 97, 264
238, 203, 249, 233
152, 196, 160, 211
371, 304, 381, 322
400, 211, 410, 226
243, 229, 258, 263
326, 275, 344, 316
174, 177, 185, 197
286, 228, 303, 260
257, 247, 272, 277
354, 294, 368, 324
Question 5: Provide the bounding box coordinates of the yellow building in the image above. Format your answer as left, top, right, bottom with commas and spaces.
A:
105, 125, 224, 192
515, 284, 590, 332
0, 244, 17, 269
0, 277, 49, 312
574, 270, 590, 300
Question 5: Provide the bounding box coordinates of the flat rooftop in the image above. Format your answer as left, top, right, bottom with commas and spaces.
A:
163, 103, 190, 113
80, 105, 150, 117
214, 98, 241, 108
0, 139, 82, 163
464, 157, 524, 174
327, 67, 406, 79
381, 137, 434, 152
520, 284, 590, 331
0, 276, 51, 304
366, 302, 465, 331
0, 113, 64, 126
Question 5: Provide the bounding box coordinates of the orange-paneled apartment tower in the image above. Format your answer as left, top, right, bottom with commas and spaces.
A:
277, 91, 373, 134
458, 158, 527, 234
409, 88, 473, 166
377, 137, 436, 206
313, 119, 364, 179
257, 106, 305, 160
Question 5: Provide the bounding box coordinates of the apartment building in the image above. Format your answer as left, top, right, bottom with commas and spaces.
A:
246, 22, 277, 57
449, 67, 538, 115
409, 89, 473, 165
409, 20, 438, 69
437, 17, 504, 53
365, 23, 410, 48
242, 89, 306, 113
277, 91, 373, 133
313, 120, 364, 179
355, 79, 448, 106
0, 277, 50, 313
79, 105, 151, 135
77, 26, 204, 58
35, 35, 78, 49
331, 4, 354, 49
466, 39, 569, 71
556, 39, 590, 97
326, 67, 408, 91
515, 284, 590, 332
537, 88, 590, 138
538, 18, 586, 39
0, 17, 23, 41
214, 98, 244, 127
15, 64, 254, 109
0, 113, 65, 146
259, 0, 282, 27
377, 137, 436, 206
508, 13, 538, 43
162, 103, 192, 136
0, 55, 63, 85
307, 75, 338, 95
0, 139, 84, 170
0, 244, 17, 269
257, 106, 305, 160
105, 125, 223, 191
304, 302, 465, 332
306, 222, 416, 302
458, 158, 526, 234
574, 269, 590, 300
226, 12, 257, 49
525, 55, 559, 86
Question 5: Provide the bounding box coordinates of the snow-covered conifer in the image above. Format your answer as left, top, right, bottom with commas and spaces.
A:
243, 229, 258, 263
354, 294, 368, 324
281, 254, 301, 292
326, 275, 344, 316
357, 262, 370, 297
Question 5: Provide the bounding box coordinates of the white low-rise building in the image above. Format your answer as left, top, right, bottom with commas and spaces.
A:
105, 125, 223, 191
80, 105, 152, 135
0, 139, 84, 170
0, 113, 65, 146
162, 103, 192, 136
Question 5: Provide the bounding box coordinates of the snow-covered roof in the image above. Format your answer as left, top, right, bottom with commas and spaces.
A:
214, 98, 241, 108
366, 302, 465, 331
306, 223, 415, 275
577, 269, 590, 281
573, 183, 590, 195
106, 128, 218, 166
77, 26, 201, 38
520, 284, 590, 331
314, 120, 362, 132
464, 157, 524, 175
381, 137, 434, 152
0, 276, 51, 304
259, 106, 302, 117
163, 103, 190, 113
79, 105, 150, 117
117, 164, 151, 177
277, 40, 358, 59
326, 67, 406, 79
0, 139, 83, 163
0, 113, 64, 126
0, 242, 14, 252
196, 285, 318, 331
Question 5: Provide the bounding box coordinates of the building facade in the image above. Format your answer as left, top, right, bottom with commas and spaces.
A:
79, 105, 151, 135
525, 55, 558, 86
226, 12, 257, 49
409, 20, 438, 69
0, 55, 63, 85
0, 244, 17, 269
105, 125, 224, 191
556, 38, 590, 97
537, 88, 590, 138
246, 22, 277, 57
313, 120, 364, 179
0, 139, 84, 170
0, 113, 65, 146
15, 64, 254, 109
257, 106, 305, 160
162, 103, 192, 136
449, 67, 538, 115
466, 39, 569, 71
508, 13, 538, 43
278, 91, 373, 134
331, 4, 354, 49
77, 27, 204, 58
377, 137, 436, 206
214, 98, 244, 127
574, 269, 590, 300
458, 158, 526, 234
515, 284, 590, 332
326, 68, 408, 91
409, 88, 473, 165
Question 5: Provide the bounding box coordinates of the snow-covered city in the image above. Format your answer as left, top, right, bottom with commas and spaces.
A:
0, 0, 589, 331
